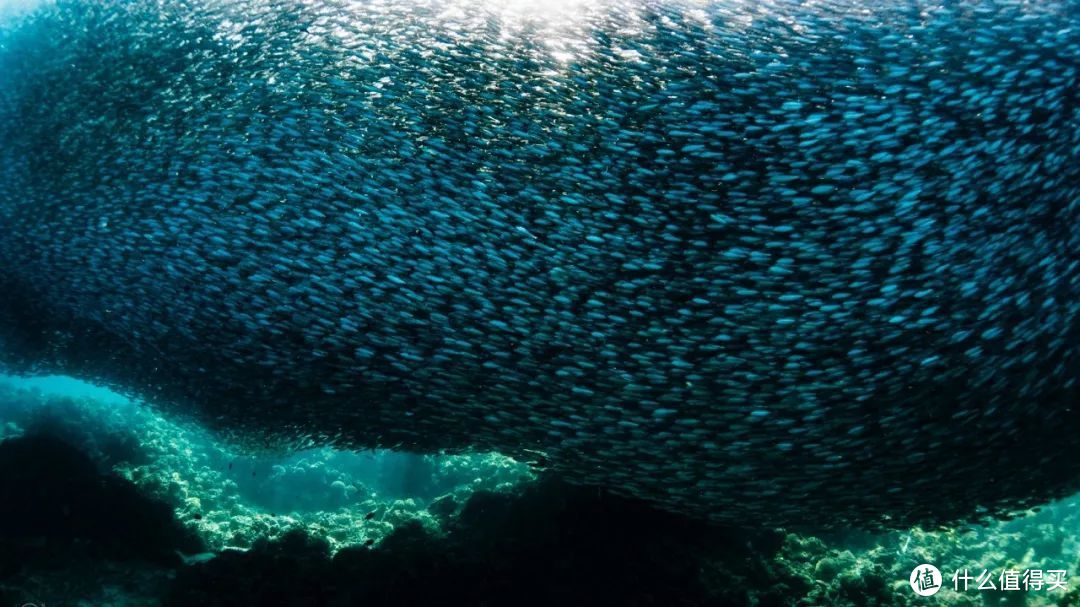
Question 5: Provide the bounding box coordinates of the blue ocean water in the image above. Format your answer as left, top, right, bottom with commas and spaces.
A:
0, 373, 130, 404
1, 370, 1079, 605
0, 0, 1077, 604
0, 372, 521, 507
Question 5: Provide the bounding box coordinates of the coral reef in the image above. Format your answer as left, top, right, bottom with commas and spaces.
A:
1, 381, 1079, 606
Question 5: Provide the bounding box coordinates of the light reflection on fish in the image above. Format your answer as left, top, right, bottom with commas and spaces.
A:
0, 0, 1077, 528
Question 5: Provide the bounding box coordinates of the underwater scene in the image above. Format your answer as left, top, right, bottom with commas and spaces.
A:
0, 0, 1077, 604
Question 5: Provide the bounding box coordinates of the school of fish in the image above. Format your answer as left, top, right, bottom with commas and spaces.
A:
0, 0, 1077, 527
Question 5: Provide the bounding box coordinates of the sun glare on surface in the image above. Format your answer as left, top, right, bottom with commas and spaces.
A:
488, 0, 593, 15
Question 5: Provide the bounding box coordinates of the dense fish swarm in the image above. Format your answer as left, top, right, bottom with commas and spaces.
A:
0, 0, 1077, 527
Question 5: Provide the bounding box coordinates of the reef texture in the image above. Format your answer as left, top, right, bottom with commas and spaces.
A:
3, 385, 1080, 607
0, 0, 1078, 528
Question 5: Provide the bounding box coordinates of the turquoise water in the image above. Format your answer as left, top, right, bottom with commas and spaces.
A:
0, 0, 1077, 604
0, 373, 130, 404
1, 372, 1079, 606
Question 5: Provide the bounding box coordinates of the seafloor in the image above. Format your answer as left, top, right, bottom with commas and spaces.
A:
0, 380, 1077, 607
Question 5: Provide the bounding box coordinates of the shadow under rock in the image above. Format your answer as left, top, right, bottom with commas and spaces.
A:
167, 477, 791, 607
0, 433, 204, 580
